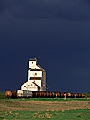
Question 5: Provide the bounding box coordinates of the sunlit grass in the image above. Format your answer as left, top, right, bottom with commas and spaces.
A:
0, 109, 90, 120
1, 97, 90, 102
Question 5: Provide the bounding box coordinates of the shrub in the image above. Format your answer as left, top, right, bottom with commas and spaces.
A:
85, 91, 90, 98
0, 91, 6, 99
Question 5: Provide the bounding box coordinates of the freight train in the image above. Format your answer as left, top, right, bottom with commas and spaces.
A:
5, 90, 85, 98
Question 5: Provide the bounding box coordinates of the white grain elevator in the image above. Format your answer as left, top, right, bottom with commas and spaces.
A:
21, 58, 46, 91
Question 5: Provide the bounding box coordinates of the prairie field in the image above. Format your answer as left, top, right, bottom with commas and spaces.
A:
0, 98, 90, 120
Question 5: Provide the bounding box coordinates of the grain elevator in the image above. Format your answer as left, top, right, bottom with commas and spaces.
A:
21, 58, 46, 91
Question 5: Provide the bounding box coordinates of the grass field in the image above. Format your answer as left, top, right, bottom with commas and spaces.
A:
1, 97, 90, 101
0, 98, 90, 120
0, 109, 90, 120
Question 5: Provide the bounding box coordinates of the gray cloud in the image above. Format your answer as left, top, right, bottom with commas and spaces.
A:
0, 0, 90, 45
0, 0, 90, 21
0, 17, 90, 44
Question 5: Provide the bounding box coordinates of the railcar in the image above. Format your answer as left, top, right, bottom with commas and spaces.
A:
5, 90, 85, 99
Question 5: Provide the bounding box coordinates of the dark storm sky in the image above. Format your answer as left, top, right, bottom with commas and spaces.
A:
0, 0, 90, 93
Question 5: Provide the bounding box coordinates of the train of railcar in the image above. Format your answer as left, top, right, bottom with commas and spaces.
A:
5, 90, 85, 98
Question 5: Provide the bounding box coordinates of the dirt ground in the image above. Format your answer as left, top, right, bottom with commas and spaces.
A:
0, 100, 90, 111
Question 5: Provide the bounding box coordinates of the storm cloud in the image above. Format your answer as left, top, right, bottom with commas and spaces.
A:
0, 0, 90, 92
0, 0, 90, 21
